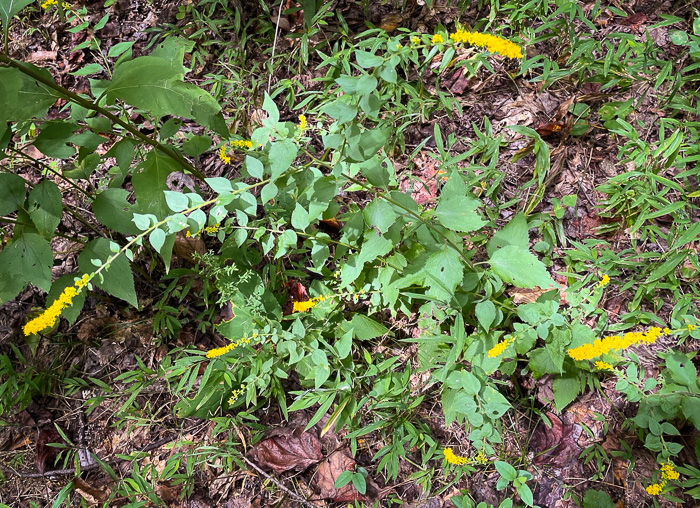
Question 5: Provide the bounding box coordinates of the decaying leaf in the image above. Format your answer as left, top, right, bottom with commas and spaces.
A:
36, 427, 64, 474
313, 450, 365, 502
250, 426, 322, 473
530, 412, 580, 467
173, 232, 206, 263
73, 478, 110, 505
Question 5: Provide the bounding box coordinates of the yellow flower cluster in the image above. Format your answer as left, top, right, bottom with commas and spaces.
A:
488, 336, 514, 358
231, 139, 253, 149
449, 29, 523, 59
186, 223, 220, 238
646, 462, 680, 495
41, 0, 69, 9
598, 274, 610, 288
206, 334, 255, 359
218, 145, 231, 164
689, 324, 696, 332
567, 327, 664, 361
411, 36, 420, 45
292, 295, 328, 313
23, 274, 90, 336
443, 447, 468, 465
594, 361, 613, 370
432, 34, 445, 44
228, 385, 246, 405
297, 114, 307, 133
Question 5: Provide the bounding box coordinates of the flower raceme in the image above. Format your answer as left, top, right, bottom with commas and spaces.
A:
567, 327, 664, 361
449, 28, 522, 59
443, 447, 468, 465
646, 461, 680, 496
206, 334, 257, 359
23, 274, 90, 336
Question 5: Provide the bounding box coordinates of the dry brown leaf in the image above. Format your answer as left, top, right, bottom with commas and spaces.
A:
530, 412, 580, 467
173, 232, 206, 263
508, 284, 568, 305
250, 426, 323, 473
36, 427, 64, 474
313, 450, 365, 502
73, 478, 110, 505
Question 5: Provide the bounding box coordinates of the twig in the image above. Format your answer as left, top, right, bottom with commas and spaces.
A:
242, 455, 319, 508
0, 435, 177, 479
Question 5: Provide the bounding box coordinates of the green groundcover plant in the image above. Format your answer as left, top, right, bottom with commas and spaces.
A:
0, 0, 699, 506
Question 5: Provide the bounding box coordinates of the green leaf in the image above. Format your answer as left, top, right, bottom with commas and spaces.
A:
489, 245, 555, 289
268, 139, 297, 179
424, 248, 463, 301
182, 134, 211, 157
70, 63, 104, 76
583, 489, 615, 508
434, 196, 486, 232
27, 180, 62, 239
93, 188, 142, 235
245, 155, 264, 179
495, 461, 517, 481
0, 0, 34, 33
0, 173, 26, 215
79, 238, 137, 307
0, 65, 57, 121
164, 191, 189, 213
149, 228, 166, 253
291, 203, 310, 230
133, 151, 179, 218
355, 50, 384, 68
363, 199, 396, 234
487, 212, 529, 257
552, 376, 580, 411
33, 121, 78, 159
106, 56, 224, 131
262, 92, 279, 124
0, 233, 53, 302
475, 300, 496, 330
350, 314, 389, 340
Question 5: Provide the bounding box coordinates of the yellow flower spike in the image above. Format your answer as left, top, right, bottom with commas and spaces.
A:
689, 324, 696, 332
432, 33, 445, 44
598, 274, 610, 288
23, 274, 91, 336
443, 447, 468, 465
594, 361, 613, 370
411, 36, 420, 45
231, 139, 253, 149
449, 28, 522, 59
488, 336, 513, 358
218, 145, 231, 164
297, 114, 307, 133
661, 462, 679, 480
663, 327, 671, 335
568, 326, 667, 361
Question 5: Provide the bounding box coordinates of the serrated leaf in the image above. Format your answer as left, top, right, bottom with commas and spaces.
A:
0, 66, 57, 122
27, 180, 62, 239
489, 245, 555, 288
487, 212, 529, 257
363, 199, 395, 234
0, 173, 26, 215
434, 196, 486, 232
424, 248, 463, 301
93, 189, 142, 235
105, 56, 224, 131
79, 238, 137, 307
552, 376, 580, 411
269, 139, 297, 179
0, 233, 53, 299
133, 151, 179, 218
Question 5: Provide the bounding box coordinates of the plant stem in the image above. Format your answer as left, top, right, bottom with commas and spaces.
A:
0, 54, 206, 181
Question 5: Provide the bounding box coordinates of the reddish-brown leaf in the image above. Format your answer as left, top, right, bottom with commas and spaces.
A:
530, 413, 580, 467
250, 426, 323, 473
36, 427, 64, 474
313, 450, 365, 502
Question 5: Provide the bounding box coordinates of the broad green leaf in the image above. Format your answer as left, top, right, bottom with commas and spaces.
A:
487, 212, 529, 256
149, 228, 166, 254
355, 50, 384, 68
79, 238, 137, 307
552, 376, 579, 410
182, 135, 211, 157
33, 121, 78, 158
0, 173, 26, 215
133, 151, 179, 218
489, 245, 555, 288
363, 199, 395, 234
262, 92, 279, 124
163, 191, 188, 212
106, 56, 224, 131
291, 203, 310, 230
350, 314, 389, 340
245, 155, 264, 179
27, 180, 62, 239
0, 233, 53, 302
93, 188, 142, 235
475, 300, 496, 330
435, 196, 486, 232
268, 139, 297, 179
0, 66, 57, 121
0, 0, 34, 33
424, 248, 463, 301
